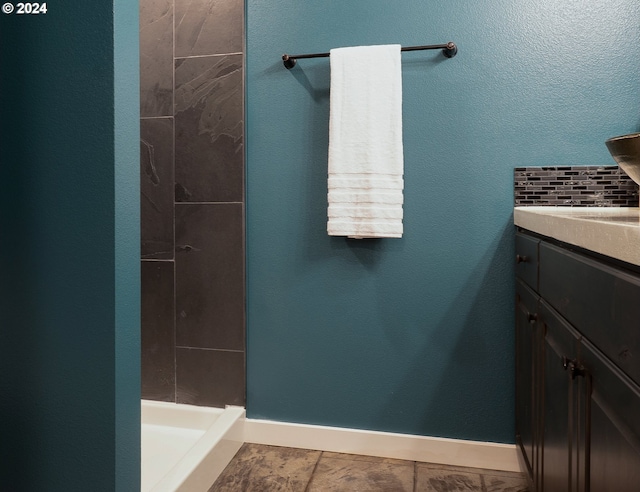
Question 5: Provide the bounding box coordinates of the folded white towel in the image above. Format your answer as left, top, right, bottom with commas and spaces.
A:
328, 205, 404, 220
328, 221, 403, 239
327, 44, 404, 239
327, 189, 404, 205
328, 173, 404, 190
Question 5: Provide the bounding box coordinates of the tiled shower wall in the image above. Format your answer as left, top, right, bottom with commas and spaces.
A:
140, 0, 245, 407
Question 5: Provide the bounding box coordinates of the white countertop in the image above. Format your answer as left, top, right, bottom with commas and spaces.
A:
514, 207, 640, 266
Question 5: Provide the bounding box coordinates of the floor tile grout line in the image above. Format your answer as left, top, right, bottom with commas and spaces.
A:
303, 451, 324, 492
480, 473, 488, 492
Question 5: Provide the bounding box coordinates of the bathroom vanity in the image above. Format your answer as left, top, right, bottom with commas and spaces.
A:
513, 206, 640, 492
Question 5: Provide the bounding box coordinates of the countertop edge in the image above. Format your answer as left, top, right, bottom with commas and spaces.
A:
514, 207, 640, 267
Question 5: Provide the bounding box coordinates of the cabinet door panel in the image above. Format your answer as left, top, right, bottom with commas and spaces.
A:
539, 242, 640, 386
516, 232, 539, 290
516, 279, 539, 480
581, 339, 640, 492
539, 300, 582, 492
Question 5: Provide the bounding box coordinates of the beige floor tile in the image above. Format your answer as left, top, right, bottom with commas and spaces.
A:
210, 444, 531, 492
418, 462, 526, 479
209, 443, 321, 492
307, 453, 414, 492
415, 463, 482, 491
483, 473, 530, 492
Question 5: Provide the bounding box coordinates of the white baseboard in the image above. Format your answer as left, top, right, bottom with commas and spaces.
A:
244, 418, 522, 473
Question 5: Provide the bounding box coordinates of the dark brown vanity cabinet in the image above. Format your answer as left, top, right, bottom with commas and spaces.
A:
515, 230, 640, 492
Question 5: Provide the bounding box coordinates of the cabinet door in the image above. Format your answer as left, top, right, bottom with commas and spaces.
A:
539, 300, 582, 492
581, 339, 640, 492
539, 241, 640, 386
516, 279, 540, 481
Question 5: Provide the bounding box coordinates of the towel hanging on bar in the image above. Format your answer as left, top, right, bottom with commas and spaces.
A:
326, 44, 404, 239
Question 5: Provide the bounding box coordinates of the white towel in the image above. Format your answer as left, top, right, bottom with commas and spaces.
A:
327, 44, 404, 239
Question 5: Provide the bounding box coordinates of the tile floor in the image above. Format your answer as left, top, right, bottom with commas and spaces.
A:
209, 443, 531, 491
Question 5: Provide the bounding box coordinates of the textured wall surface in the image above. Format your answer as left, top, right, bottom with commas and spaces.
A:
115, 0, 142, 487
0, 1, 140, 490
140, 0, 246, 407
246, 0, 640, 443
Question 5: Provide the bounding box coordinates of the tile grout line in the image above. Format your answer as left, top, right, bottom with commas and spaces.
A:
303, 451, 324, 492
175, 52, 243, 60
172, 0, 177, 404
479, 473, 488, 492
175, 346, 244, 353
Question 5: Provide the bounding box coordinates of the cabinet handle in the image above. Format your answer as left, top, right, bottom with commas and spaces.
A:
516, 254, 528, 264
562, 356, 586, 379
572, 363, 586, 379
528, 313, 538, 324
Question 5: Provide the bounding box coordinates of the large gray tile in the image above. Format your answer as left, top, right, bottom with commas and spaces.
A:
308, 453, 414, 491
175, 203, 244, 350
141, 117, 174, 259
176, 347, 244, 407
141, 260, 175, 401
175, 55, 243, 202
415, 463, 482, 491
210, 443, 320, 491
140, 0, 173, 117
175, 0, 243, 57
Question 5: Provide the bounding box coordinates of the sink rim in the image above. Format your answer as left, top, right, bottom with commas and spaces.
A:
605, 131, 640, 144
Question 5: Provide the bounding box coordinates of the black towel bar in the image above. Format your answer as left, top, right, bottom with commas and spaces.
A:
282, 42, 457, 69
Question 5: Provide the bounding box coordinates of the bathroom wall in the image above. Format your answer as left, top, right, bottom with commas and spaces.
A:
246, 0, 640, 442
140, 0, 245, 407
0, 1, 140, 489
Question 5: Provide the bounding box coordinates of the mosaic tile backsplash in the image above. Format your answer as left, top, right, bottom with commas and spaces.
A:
514, 166, 639, 207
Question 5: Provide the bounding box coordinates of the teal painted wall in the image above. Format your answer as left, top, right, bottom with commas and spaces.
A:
115, 0, 141, 489
0, 2, 140, 490
246, 0, 639, 442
